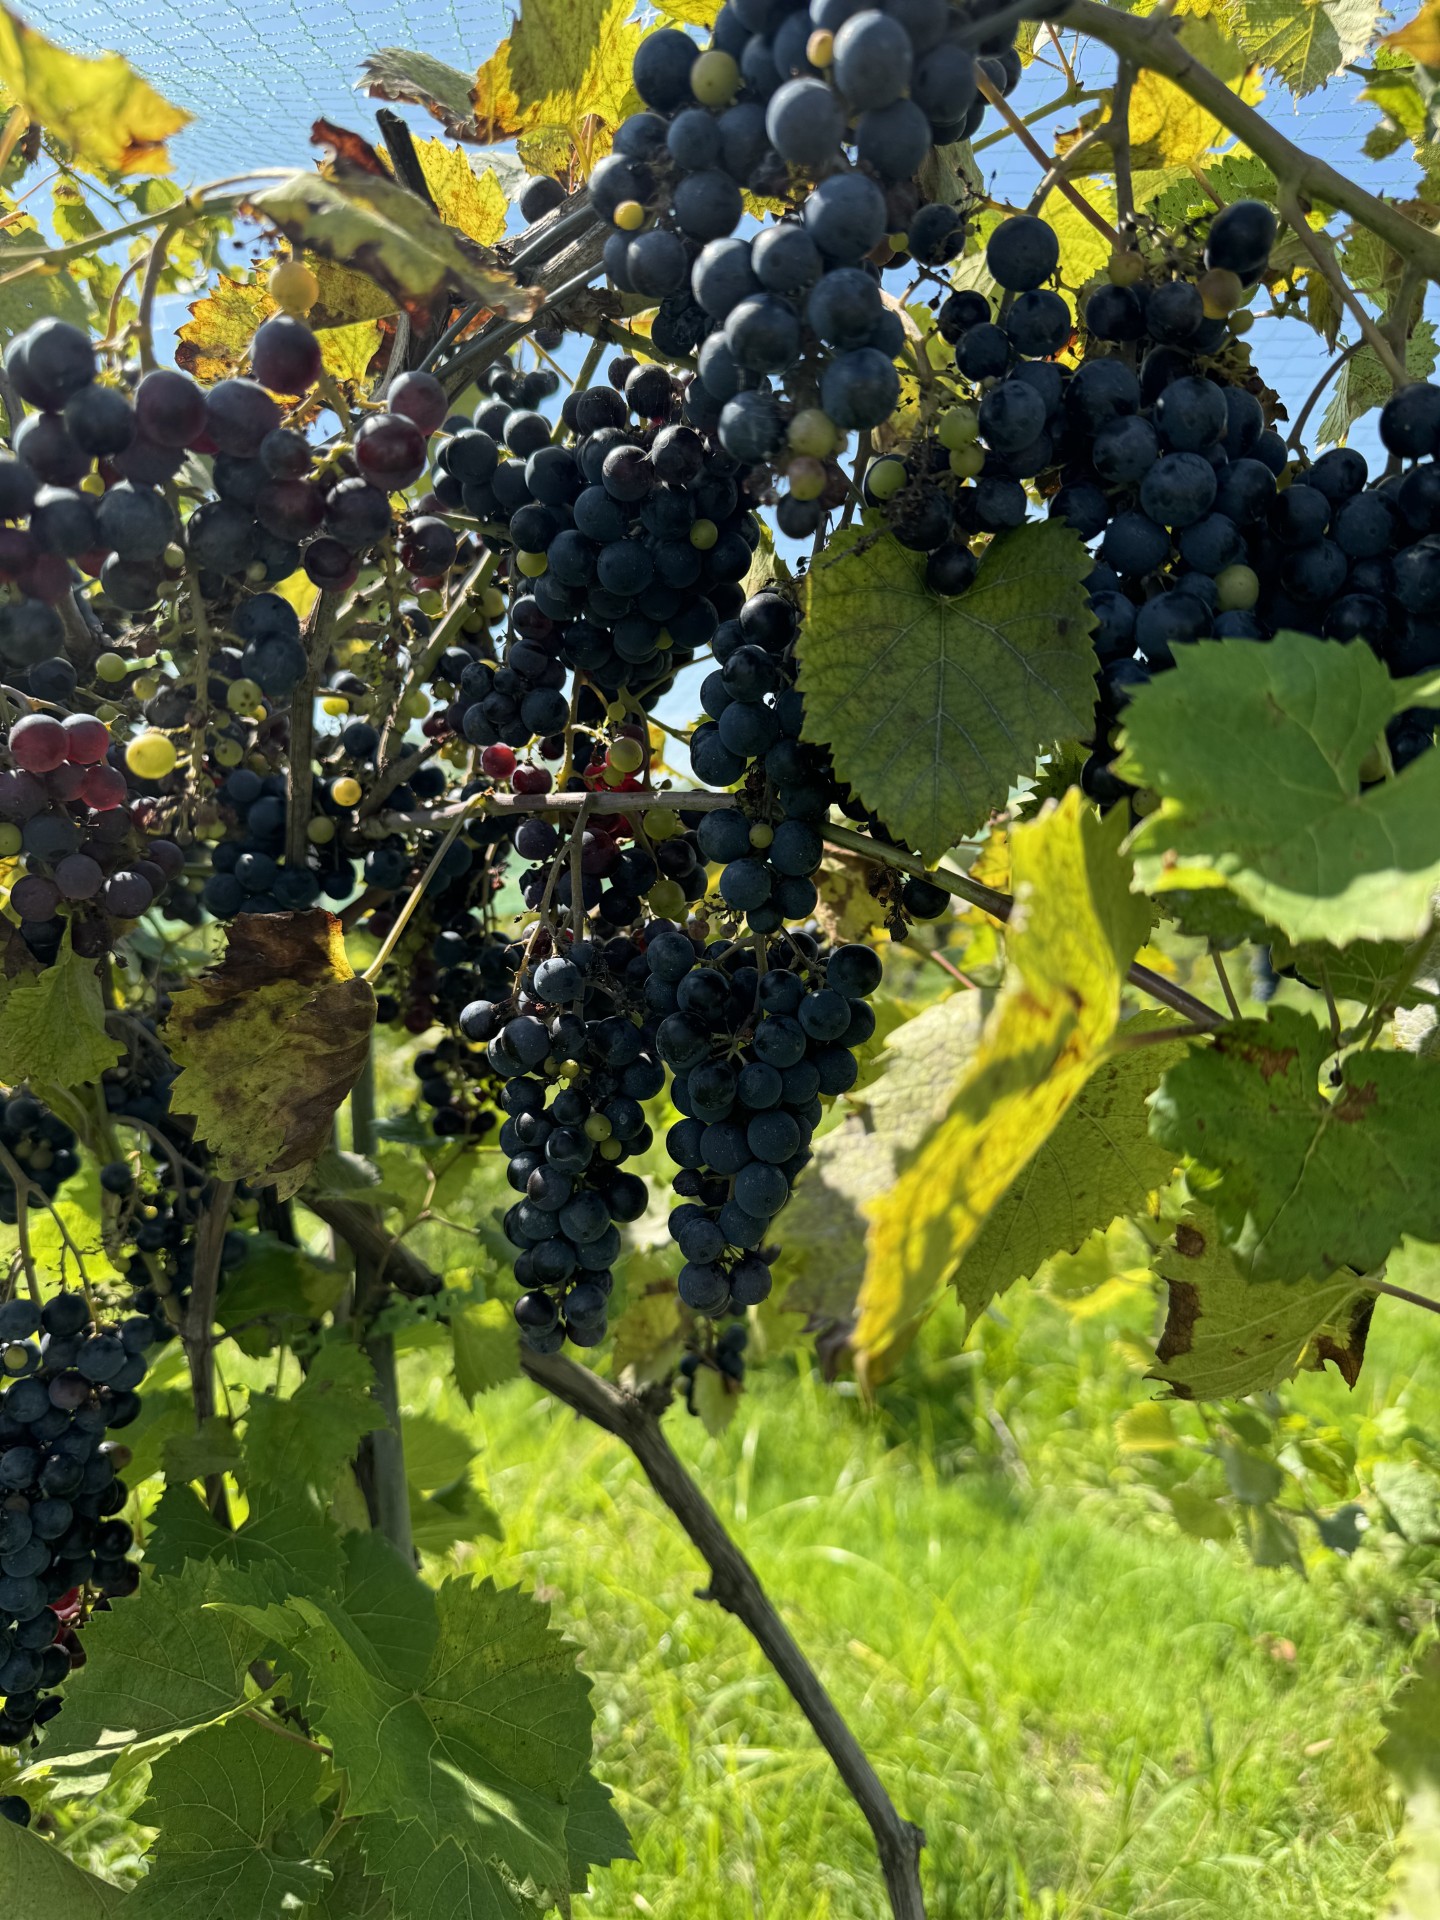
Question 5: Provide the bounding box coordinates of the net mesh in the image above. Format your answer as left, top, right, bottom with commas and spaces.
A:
19, 1, 1428, 446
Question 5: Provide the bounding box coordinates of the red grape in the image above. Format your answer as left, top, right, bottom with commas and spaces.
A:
481, 744, 516, 778
0, 528, 37, 578
134, 369, 207, 449
61, 714, 110, 765
250, 314, 322, 395
354, 412, 427, 490
387, 370, 448, 435
78, 763, 126, 810
304, 537, 359, 590
512, 764, 553, 795
9, 714, 66, 773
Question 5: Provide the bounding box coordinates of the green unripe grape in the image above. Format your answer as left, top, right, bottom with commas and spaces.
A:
516, 550, 548, 577
613, 200, 646, 233
213, 735, 243, 766
584, 1113, 613, 1141
948, 444, 984, 479
598, 1137, 623, 1161
1216, 564, 1260, 611
96, 651, 128, 683
227, 678, 264, 713
307, 816, 337, 845
788, 408, 838, 458
786, 456, 827, 502
608, 735, 644, 773
125, 731, 177, 780
937, 407, 979, 451
417, 588, 444, 616
0, 822, 21, 857
646, 807, 682, 840
866, 456, 908, 501
648, 878, 686, 919
691, 48, 740, 105
748, 822, 774, 849
690, 518, 718, 549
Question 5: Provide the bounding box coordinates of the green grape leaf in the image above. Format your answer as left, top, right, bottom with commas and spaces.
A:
215, 1232, 347, 1356
147, 1484, 345, 1597
779, 991, 988, 1323
1225, 0, 1382, 96
24, 1158, 124, 1286
336, 1531, 436, 1690
950, 1015, 1190, 1325
565, 1770, 635, 1881
0, 1818, 124, 1915
1119, 632, 1440, 946
130, 1711, 329, 1918
1271, 932, 1439, 1011
0, 5, 190, 173
354, 1819, 534, 1918
856, 793, 1150, 1380
35, 1562, 264, 1777
267, 1576, 599, 1902
0, 928, 122, 1096
799, 517, 1097, 861
310, 1832, 394, 1920
243, 1342, 386, 1498
163, 1415, 243, 1485
1150, 1004, 1440, 1281
163, 912, 377, 1200
1374, 1460, 1440, 1544
1151, 1203, 1373, 1399
1319, 318, 1437, 443
1378, 1648, 1440, 1920
449, 1293, 521, 1402
245, 174, 538, 328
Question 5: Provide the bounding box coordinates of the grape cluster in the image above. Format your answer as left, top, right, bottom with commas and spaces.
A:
657, 932, 880, 1309
589, 1, 1025, 484
483, 938, 661, 1349
0, 1291, 151, 1755
679, 1317, 749, 1414
0, 708, 186, 962
0, 1093, 80, 1224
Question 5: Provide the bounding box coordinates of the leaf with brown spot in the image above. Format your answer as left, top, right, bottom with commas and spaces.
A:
162, 911, 376, 1198
244, 172, 537, 328
1151, 1202, 1373, 1400
1151, 1004, 1440, 1282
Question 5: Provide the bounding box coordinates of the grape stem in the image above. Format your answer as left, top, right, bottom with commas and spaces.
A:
1049, 0, 1440, 285
1286, 339, 1362, 452
971, 85, 1103, 154
135, 209, 186, 377
285, 589, 339, 871
1274, 189, 1409, 390
184, 1177, 238, 1521
820, 819, 1226, 1030
1109, 61, 1137, 236
0, 1140, 95, 1310
973, 66, 1121, 247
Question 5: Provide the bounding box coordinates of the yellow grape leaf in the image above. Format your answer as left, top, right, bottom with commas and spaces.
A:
273, 570, 319, 623
1385, 0, 1440, 63
653, 0, 719, 24
1126, 15, 1264, 168
411, 139, 509, 245
1115, 1401, 1182, 1453
175, 277, 269, 383
318, 319, 383, 385
854, 792, 1149, 1383
245, 173, 537, 327
178, 275, 385, 386
0, 928, 122, 1095
0, 6, 190, 175
308, 258, 399, 328
472, 0, 642, 177
967, 826, 1009, 895
163, 911, 376, 1197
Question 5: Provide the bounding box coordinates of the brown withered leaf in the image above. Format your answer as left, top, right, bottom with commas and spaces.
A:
162, 911, 375, 1198
360, 47, 483, 142
311, 117, 392, 180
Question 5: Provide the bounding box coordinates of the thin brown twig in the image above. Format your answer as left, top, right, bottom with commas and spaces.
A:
974, 67, 1121, 247
1211, 950, 1242, 1021
1277, 190, 1409, 391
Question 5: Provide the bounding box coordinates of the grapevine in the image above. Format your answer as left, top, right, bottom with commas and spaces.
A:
0, 0, 1437, 1914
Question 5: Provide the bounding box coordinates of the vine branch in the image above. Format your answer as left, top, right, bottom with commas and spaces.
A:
1045, 0, 1440, 284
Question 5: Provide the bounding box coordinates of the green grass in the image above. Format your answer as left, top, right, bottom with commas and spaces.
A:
399, 1271, 1439, 1920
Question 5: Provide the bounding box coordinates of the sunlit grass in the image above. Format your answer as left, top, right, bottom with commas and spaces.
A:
408, 1270, 1436, 1920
